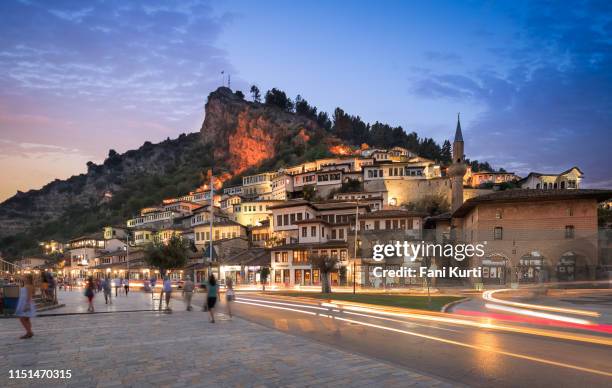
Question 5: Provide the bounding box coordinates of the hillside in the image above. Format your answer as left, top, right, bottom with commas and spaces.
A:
0, 88, 332, 258
0, 86, 461, 259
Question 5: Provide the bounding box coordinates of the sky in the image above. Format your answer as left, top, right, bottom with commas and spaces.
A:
1, 0, 611, 202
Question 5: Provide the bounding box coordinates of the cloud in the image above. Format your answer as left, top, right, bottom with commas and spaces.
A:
411, 1, 612, 186
0, 0, 238, 200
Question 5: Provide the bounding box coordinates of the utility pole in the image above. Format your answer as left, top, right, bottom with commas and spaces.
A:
126, 232, 129, 282
353, 200, 359, 294
209, 175, 214, 275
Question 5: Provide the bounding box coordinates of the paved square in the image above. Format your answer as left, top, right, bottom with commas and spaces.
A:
0, 291, 454, 387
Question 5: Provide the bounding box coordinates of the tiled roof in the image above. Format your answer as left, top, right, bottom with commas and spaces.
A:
453, 189, 612, 217
293, 218, 330, 225
360, 209, 427, 219
271, 240, 348, 251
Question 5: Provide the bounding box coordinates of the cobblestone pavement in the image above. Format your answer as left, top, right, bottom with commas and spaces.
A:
0, 291, 456, 387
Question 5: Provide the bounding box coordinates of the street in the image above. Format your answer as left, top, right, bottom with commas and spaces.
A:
226, 291, 612, 387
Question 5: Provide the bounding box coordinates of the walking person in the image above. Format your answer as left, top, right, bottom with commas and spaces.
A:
102, 276, 112, 305
119, 278, 124, 296
183, 276, 194, 311
225, 277, 235, 318
114, 278, 120, 297
163, 276, 173, 311
206, 274, 218, 323
85, 276, 95, 313
124, 278, 129, 296
15, 274, 36, 339
40, 273, 49, 302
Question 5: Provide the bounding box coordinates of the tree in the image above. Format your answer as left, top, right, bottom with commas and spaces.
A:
234, 90, 245, 99
250, 85, 261, 102
295, 94, 317, 119
259, 267, 270, 291
144, 235, 189, 309
441, 140, 452, 163
310, 253, 338, 293
265, 88, 294, 112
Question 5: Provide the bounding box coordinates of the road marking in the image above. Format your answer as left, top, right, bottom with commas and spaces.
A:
275, 319, 289, 331
297, 319, 315, 332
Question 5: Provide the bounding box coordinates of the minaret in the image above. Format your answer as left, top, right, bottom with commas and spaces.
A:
448, 114, 467, 213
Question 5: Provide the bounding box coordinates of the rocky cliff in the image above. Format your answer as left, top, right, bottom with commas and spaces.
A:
201, 87, 328, 175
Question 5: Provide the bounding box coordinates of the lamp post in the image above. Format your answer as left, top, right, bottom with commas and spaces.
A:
353, 200, 359, 294
125, 233, 130, 282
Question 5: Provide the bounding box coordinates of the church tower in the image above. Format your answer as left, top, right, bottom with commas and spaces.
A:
448, 114, 467, 212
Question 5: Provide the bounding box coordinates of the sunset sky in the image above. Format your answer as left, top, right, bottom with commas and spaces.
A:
1, 0, 611, 202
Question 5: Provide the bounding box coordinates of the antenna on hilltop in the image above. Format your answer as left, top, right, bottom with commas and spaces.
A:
228, 74, 231, 89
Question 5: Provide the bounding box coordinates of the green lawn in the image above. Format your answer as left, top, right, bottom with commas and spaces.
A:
274, 292, 463, 312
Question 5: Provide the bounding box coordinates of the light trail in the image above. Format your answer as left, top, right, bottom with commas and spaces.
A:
239, 296, 612, 346
482, 289, 601, 317
330, 316, 612, 378
236, 297, 612, 377
485, 303, 593, 325
238, 297, 329, 311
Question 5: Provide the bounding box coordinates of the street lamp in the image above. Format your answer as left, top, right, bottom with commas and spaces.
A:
353, 199, 360, 294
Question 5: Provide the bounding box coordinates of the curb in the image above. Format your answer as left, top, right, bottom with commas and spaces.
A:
441, 297, 470, 313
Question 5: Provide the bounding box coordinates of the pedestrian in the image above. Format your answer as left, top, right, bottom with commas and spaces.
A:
183, 275, 194, 311
206, 274, 218, 323
40, 273, 49, 302
15, 274, 36, 339
225, 277, 235, 318
85, 276, 95, 312
114, 278, 120, 297
102, 276, 112, 305
119, 278, 124, 295
163, 276, 173, 311
124, 278, 129, 296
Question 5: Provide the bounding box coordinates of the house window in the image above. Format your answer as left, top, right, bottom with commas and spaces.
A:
567, 207, 573, 216
385, 220, 391, 229
331, 230, 337, 239
374, 221, 380, 230
495, 209, 502, 219
321, 227, 325, 237
283, 214, 289, 225
311, 226, 316, 237
494, 227, 503, 240
302, 227, 307, 238
277, 215, 282, 227
339, 229, 344, 239
290, 213, 296, 224
565, 225, 575, 239
281, 252, 288, 262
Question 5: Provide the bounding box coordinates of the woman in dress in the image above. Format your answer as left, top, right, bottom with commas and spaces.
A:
15, 274, 36, 339
85, 276, 95, 312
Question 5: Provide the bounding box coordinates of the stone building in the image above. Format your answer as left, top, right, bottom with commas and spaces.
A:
453, 189, 612, 284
